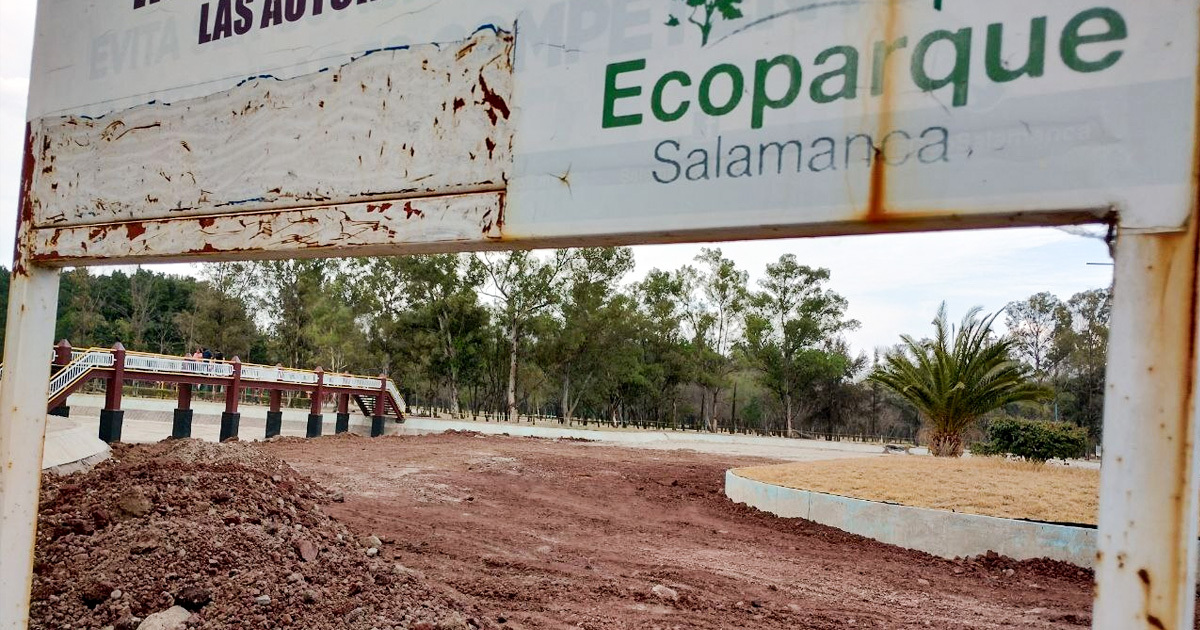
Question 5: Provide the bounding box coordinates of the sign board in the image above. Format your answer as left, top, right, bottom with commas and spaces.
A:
19, 0, 1200, 267
9, 3, 1200, 629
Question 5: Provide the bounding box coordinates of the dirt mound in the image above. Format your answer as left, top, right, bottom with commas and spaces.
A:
31, 439, 491, 630
952, 550, 1094, 585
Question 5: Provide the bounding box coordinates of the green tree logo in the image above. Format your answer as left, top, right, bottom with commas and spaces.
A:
666, 0, 745, 47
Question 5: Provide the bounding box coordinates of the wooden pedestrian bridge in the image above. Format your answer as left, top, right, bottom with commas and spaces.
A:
16, 341, 406, 444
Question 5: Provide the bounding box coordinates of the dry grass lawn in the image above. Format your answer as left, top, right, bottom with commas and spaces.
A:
736, 456, 1100, 525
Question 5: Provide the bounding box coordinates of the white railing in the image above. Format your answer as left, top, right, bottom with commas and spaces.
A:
48, 350, 114, 400
239, 364, 282, 382
350, 376, 384, 390
125, 353, 234, 377
325, 374, 382, 390
387, 381, 405, 411
278, 370, 319, 385
239, 365, 380, 391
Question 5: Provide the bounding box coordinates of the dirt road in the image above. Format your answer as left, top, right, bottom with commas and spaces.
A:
263, 432, 1095, 629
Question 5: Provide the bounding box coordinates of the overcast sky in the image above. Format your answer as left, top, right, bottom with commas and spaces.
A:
0, 1, 1114, 355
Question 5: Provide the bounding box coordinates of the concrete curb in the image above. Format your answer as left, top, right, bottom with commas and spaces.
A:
42, 416, 110, 474
45, 451, 110, 476
725, 470, 1097, 568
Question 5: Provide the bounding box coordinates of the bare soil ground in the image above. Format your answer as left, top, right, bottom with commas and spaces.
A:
737, 456, 1100, 525
260, 432, 1097, 629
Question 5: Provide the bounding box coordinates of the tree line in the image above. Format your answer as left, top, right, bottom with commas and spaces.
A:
0, 249, 1111, 443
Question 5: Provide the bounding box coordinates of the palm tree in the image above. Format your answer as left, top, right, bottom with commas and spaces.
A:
870, 303, 1051, 457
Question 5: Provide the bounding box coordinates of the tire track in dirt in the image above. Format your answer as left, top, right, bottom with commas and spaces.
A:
264, 433, 1097, 629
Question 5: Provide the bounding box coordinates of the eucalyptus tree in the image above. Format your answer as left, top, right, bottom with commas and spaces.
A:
1005, 292, 1066, 378
305, 294, 367, 374
632, 268, 693, 426
677, 248, 748, 431
871, 304, 1051, 457
243, 259, 330, 368
477, 249, 576, 422
1051, 287, 1112, 438
550, 247, 636, 421
396, 254, 486, 417
340, 254, 489, 415
58, 269, 109, 348
188, 284, 259, 360
743, 254, 858, 437
202, 262, 257, 305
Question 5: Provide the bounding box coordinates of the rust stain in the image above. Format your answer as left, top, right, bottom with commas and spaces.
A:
198, 217, 216, 228
478, 73, 510, 125
866, 0, 900, 223
254, 221, 274, 239
1147, 224, 1200, 571
100, 120, 125, 141
489, 191, 507, 241
403, 202, 424, 219
453, 97, 466, 113
456, 40, 478, 60
13, 123, 36, 275
187, 243, 223, 255
110, 122, 162, 143
124, 222, 147, 240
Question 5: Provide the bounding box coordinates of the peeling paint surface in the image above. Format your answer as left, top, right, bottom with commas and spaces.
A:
29, 30, 512, 228
29, 193, 505, 264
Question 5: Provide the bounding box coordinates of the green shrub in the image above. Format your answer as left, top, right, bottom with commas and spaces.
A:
973, 417, 1088, 463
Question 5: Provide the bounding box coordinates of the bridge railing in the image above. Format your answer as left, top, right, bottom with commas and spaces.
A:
387, 381, 405, 413
49, 349, 114, 401
120, 351, 382, 391
124, 351, 235, 377
34, 343, 408, 428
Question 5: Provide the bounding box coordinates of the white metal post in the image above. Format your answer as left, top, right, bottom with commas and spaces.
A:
0, 265, 60, 629
1094, 225, 1200, 630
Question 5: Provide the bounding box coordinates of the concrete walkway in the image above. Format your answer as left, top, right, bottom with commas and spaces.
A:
55, 394, 884, 462
394, 416, 885, 461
